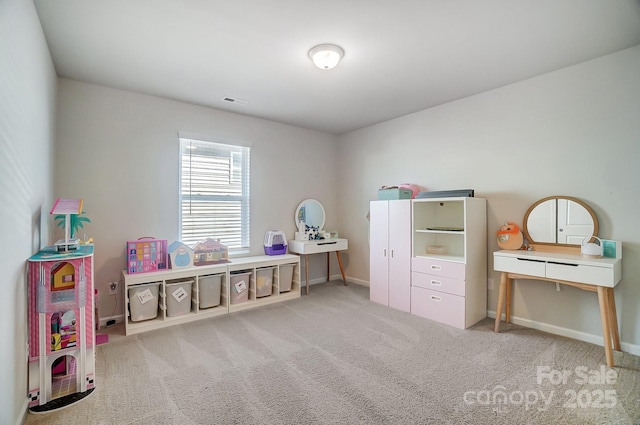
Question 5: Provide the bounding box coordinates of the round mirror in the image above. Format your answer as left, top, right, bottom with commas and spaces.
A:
523, 196, 598, 246
294, 199, 325, 231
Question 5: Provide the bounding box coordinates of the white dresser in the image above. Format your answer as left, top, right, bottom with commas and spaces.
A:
410, 197, 487, 329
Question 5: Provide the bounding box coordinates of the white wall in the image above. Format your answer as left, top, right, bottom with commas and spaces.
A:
337, 46, 640, 350
55, 79, 340, 319
0, 0, 57, 424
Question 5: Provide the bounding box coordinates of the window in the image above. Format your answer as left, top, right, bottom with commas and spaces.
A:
179, 135, 250, 253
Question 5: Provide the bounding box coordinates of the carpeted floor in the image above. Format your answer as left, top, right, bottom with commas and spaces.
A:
24, 281, 640, 424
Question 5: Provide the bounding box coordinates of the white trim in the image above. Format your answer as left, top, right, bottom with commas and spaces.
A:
488, 310, 640, 356
177, 131, 253, 148
17, 398, 28, 425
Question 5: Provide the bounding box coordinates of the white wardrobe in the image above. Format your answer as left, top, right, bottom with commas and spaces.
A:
369, 200, 411, 312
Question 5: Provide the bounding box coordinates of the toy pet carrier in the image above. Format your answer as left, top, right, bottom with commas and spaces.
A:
264, 230, 287, 255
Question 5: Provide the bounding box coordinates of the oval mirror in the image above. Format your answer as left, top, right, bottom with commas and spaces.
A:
294, 199, 325, 231
523, 196, 598, 246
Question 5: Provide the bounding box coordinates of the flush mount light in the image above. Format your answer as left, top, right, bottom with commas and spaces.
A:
308, 44, 344, 70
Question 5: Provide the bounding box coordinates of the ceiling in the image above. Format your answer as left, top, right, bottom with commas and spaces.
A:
34, 0, 640, 135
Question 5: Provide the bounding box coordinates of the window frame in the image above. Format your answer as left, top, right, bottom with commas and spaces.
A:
178, 133, 251, 255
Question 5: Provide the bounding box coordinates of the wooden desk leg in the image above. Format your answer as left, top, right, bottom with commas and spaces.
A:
494, 272, 507, 333
597, 286, 615, 367
505, 274, 512, 324
304, 254, 310, 295
336, 251, 347, 285
327, 253, 330, 282
606, 288, 621, 351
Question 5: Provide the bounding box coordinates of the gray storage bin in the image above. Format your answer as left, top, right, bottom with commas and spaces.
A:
230, 271, 251, 304
166, 279, 193, 317
199, 274, 222, 308
128, 282, 160, 322
279, 264, 294, 293
255, 267, 274, 298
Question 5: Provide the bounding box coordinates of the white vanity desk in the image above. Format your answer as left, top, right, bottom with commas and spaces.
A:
288, 238, 348, 295
494, 249, 622, 367
288, 198, 348, 295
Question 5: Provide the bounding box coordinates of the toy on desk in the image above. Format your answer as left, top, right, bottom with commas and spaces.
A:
581, 236, 603, 258
50, 198, 91, 251
168, 241, 194, 268
264, 230, 288, 255
193, 238, 229, 266
496, 222, 524, 250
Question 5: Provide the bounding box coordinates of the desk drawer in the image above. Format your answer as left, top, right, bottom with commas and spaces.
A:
412, 257, 465, 280
494, 255, 545, 277
411, 287, 465, 329
291, 239, 348, 254
546, 262, 614, 287
412, 272, 465, 297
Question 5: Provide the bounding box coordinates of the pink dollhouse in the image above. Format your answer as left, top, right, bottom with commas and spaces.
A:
27, 244, 95, 412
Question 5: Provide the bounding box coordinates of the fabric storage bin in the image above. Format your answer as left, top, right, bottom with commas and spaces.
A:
199, 274, 222, 308
378, 188, 412, 200
128, 282, 160, 322
230, 271, 251, 304
279, 264, 294, 293
166, 279, 193, 317
255, 267, 274, 298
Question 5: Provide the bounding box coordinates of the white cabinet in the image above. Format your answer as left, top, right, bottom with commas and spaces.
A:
410, 197, 486, 329
370, 200, 411, 312
123, 254, 300, 335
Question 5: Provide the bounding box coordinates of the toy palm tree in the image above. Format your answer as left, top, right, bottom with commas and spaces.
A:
54, 211, 90, 240
50, 198, 90, 249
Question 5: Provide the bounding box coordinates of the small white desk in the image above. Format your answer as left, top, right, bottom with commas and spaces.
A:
493, 249, 622, 367
288, 238, 348, 295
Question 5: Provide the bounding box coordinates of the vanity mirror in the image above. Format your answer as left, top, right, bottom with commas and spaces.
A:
523, 196, 598, 246
294, 199, 326, 234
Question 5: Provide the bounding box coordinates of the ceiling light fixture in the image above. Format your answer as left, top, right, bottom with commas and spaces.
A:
308, 44, 344, 70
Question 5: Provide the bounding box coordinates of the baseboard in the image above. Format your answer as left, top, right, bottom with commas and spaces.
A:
311, 274, 369, 287
488, 310, 640, 356
17, 398, 28, 425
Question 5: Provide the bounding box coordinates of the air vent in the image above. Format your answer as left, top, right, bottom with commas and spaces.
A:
222, 97, 248, 105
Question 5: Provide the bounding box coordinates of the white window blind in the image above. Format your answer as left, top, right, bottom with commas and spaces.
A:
179, 136, 250, 252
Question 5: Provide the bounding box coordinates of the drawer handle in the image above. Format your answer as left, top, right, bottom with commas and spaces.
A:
430, 265, 442, 271
548, 261, 578, 267
430, 280, 442, 286
516, 258, 545, 263
430, 295, 442, 302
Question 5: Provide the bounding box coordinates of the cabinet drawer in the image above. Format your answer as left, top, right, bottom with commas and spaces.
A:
494, 254, 545, 277
412, 272, 465, 297
546, 262, 614, 287
412, 257, 465, 280
411, 287, 465, 329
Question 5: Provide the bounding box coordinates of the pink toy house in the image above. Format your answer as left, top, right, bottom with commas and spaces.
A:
27, 245, 96, 412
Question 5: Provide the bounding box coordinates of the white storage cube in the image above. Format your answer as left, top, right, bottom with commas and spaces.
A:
129, 282, 160, 322
166, 280, 193, 317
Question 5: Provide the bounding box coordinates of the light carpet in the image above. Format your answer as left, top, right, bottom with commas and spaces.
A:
24, 281, 640, 424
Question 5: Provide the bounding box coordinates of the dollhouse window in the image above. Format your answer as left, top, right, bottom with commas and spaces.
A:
179, 135, 250, 253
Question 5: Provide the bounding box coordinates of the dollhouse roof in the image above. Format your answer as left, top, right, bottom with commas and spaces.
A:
193, 238, 227, 253
168, 241, 194, 254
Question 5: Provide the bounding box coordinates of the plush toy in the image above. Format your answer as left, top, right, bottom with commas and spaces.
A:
496, 222, 524, 250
